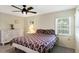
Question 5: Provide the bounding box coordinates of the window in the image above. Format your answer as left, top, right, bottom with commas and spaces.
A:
56, 17, 71, 35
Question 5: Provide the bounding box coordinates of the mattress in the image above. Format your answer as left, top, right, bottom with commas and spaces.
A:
12, 33, 57, 53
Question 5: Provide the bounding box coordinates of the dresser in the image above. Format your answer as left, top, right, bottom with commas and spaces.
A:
0, 29, 20, 45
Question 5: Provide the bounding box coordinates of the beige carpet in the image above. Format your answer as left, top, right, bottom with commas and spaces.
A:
0, 44, 15, 53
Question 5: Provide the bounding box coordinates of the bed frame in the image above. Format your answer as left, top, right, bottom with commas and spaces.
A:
12, 43, 39, 53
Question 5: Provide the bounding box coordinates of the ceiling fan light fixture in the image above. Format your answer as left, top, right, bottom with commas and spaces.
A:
23, 5, 26, 7
11, 5, 37, 15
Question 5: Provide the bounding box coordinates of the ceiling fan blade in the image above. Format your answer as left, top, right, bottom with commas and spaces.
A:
28, 11, 37, 14
11, 5, 22, 10
27, 7, 33, 10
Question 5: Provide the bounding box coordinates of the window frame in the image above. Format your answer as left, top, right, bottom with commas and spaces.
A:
55, 17, 71, 36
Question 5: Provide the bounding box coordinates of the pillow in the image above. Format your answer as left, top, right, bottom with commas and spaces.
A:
43, 30, 55, 35
36, 29, 55, 35
36, 29, 44, 33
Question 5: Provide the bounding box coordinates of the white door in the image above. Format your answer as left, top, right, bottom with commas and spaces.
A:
75, 7, 79, 52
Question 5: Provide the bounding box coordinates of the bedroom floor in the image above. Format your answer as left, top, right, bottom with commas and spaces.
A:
0, 44, 75, 53
50, 45, 75, 53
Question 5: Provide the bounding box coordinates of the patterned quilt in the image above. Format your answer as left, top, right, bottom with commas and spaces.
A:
12, 33, 57, 53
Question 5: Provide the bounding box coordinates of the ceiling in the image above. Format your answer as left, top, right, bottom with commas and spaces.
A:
0, 5, 77, 17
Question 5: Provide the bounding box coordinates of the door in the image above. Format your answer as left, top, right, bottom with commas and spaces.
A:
75, 7, 79, 52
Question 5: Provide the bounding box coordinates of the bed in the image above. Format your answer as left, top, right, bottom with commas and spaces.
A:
12, 29, 57, 53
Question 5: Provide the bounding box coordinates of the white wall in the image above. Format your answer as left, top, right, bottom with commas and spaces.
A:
24, 16, 39, 35
24, 9, 75, 49
0, 12, 24, 36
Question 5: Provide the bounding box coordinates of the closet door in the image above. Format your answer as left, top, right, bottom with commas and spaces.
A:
75, 7, 79, 52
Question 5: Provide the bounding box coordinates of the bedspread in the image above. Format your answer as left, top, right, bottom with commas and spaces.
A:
12, 33, 57, 53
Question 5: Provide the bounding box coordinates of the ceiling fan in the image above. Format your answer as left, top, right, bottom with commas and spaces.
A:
11, 5, 37, 15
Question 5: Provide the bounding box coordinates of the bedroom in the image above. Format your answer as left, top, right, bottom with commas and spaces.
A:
0, 5, 78, 53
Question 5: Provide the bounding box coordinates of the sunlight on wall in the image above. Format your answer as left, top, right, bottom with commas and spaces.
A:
27, 24, 36, 34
